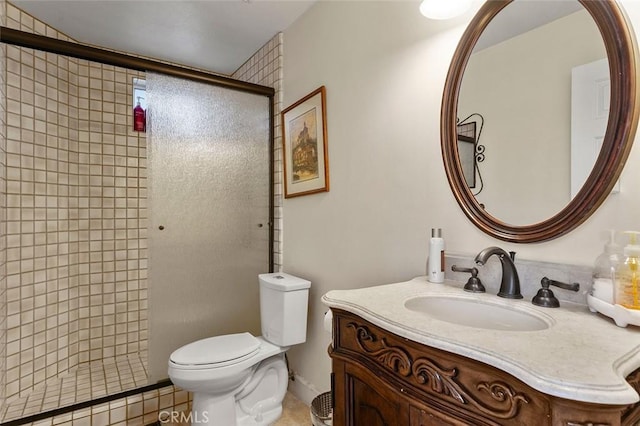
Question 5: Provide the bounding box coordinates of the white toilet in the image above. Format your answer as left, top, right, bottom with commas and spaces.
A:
167, 272, 311, 426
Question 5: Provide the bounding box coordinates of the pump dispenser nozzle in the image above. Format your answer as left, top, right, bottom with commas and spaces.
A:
605, 229, 618, 251
624, 231, 640, 247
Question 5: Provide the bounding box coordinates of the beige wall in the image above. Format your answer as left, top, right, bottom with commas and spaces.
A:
282, 0, 640, 397
3, 3, 147, 402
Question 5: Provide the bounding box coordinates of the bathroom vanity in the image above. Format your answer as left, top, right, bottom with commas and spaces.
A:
323, 278, 640, 425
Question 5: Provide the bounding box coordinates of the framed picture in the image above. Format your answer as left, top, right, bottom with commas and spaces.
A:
281, 86, 329, 198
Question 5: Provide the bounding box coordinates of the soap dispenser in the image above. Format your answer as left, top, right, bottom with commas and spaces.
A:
616, 231, 640, 310
592, 230, 621, 304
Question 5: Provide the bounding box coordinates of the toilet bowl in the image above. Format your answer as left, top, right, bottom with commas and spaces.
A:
167, 273, 310, 426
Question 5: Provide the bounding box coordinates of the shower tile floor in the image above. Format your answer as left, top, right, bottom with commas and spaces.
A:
0, 354, 148, 422
0, 352, 313, 425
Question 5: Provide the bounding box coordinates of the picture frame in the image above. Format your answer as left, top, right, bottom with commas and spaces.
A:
281, 86, 329, 198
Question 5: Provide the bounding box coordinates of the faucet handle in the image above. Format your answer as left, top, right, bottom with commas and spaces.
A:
532, 277, 580, 308
451, 265, 486, 293
542, 277, 580, 292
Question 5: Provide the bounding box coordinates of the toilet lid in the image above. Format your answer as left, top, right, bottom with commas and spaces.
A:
170, 332, 261, 366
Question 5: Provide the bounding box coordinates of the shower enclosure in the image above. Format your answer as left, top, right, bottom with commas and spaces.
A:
146, 72, 271, 382
0, 24, 275, 424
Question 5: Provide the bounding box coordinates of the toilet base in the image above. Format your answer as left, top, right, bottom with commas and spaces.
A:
189, 353, 289, 426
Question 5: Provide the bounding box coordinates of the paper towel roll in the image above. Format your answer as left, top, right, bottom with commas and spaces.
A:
323, 310, 333, 333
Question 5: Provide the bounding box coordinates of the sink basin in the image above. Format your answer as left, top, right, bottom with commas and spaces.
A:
404, 296, 550, 331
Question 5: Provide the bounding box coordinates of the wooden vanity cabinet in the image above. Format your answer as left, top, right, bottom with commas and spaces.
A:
329, 309, 640, 426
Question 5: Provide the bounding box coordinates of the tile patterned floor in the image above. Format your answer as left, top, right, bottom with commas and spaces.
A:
0, 353, 311, 426
273, 392, 311, 425
0, 354, 148, 422
161, 392, 310, 426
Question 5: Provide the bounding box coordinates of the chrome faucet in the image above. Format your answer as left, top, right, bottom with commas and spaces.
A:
474, 247, 522, 299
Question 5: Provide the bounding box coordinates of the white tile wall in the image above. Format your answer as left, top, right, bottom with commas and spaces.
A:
1, 0, 9, 407
232, 33, 284, 270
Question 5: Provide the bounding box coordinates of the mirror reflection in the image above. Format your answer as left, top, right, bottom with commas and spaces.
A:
457, 0, 607, 225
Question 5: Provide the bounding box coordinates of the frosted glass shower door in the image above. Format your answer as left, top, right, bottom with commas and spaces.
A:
146, 73, 271, 381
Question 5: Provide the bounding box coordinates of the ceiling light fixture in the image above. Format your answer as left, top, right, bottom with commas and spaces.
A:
419, 0, 472, 20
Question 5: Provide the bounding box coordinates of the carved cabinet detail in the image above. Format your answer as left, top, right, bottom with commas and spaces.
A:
329, 309, 638, 426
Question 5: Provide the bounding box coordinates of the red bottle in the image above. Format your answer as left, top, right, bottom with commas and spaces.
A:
133, 97, 146, 132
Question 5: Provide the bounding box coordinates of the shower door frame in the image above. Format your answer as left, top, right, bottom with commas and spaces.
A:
0, 26, 276, 425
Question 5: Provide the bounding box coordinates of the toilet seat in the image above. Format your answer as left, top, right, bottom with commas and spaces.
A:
170, 332, 261, 368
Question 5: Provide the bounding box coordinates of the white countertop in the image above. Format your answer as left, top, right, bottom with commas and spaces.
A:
321, 276, 640, 405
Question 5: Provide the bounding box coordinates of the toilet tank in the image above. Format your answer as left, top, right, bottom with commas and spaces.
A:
259, 272, 310, 347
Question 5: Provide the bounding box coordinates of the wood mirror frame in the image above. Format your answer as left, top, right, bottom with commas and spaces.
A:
441, 0, 639, 243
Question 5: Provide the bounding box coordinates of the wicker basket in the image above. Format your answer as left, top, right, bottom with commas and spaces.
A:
310, 391, 333, 426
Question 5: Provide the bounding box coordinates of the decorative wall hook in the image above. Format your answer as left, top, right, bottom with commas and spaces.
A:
457, 113, 485, 196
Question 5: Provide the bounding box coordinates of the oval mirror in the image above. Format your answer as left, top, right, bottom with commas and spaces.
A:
441, 0, 639, 242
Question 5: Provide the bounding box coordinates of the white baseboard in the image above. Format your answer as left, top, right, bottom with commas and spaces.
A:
287, 373, 326, 406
